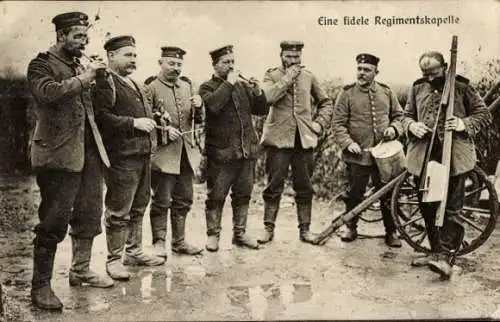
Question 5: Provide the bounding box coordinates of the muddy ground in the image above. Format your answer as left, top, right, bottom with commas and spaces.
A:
1, 174, 500, 321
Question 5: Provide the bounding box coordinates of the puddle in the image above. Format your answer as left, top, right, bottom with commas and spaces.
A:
119, 265, 207, 301
65, 292, 111, 312
226, 282, 313, 319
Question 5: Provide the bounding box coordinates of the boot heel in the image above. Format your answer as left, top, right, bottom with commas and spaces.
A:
69, 277, 83, 286
69, 273, 83, 286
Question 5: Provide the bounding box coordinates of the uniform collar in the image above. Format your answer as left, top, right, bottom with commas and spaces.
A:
157, 73, 180, 88
48, 45, 80, 67
356, 81, 377, 93
212, 74, 227, 82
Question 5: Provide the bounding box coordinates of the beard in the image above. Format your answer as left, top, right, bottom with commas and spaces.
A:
428, 76, 446, 90
63, 45, 84, 58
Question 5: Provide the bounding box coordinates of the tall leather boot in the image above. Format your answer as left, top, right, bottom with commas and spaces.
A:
150, 206, 168, 258
69, 237, 114, 288
257, 202, 279, 244
205, 205, 223, 252
232, 204, 259, 249
106, 226, 131, 281
31, 243, 63, 310
381, 200, 402, 248
340, 199, 358, 242
427, 214, 465, 279
297, 203, 317, 244
171, 209, 203, 255
411, 205, 441, 267
123, 218, 165, 266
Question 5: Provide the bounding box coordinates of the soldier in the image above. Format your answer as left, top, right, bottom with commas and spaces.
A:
93, 35, 165, 281
258, 41, 333, 245
145, 46, 204, 258
403, 51, 491, 279
332, 53, 404, 247
27, 12, 114, 310
199, 45, 268, 251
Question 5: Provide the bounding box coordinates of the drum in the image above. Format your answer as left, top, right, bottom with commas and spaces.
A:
370, 140, 406, 183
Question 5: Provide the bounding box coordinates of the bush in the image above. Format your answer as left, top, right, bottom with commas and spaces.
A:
468, 59, 500, 175
0, 70, 36, 174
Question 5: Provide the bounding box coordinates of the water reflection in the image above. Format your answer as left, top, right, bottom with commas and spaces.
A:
227, 282, 313, 319
120, 265, 207, 301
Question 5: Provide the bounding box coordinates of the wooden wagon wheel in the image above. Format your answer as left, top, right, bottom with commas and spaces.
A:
390, 166, 498, 256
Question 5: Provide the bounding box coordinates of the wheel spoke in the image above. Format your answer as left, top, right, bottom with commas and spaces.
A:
400, 212, 423, 228
464, 186, 484, 199
409, 229, 424, 239
462, 206, 491, 214
397, 200, 419, 206
457, 214, 484, 232
416, 230, 428, 244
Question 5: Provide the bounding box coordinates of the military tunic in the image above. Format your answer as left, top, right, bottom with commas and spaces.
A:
261, 66, 333, 149
333, 81, 404, 166
146, 76, 203, 174
402, 75, 491, 176
27, 45, 109, 245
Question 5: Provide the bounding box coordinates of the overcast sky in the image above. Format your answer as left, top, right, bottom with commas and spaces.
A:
0, 0, 498, 87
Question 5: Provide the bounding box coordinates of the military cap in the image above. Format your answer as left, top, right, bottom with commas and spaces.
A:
51, 12, 89, 31
104, 35, 136, 52
161, 46, 186, 59
280, 41, 304, 52
356, 53, 379, 66
209, 45, 234, 62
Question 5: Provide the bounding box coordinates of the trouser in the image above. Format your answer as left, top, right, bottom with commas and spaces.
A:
344, 162, 396, 232
205, 157, 255, 236
418, 174, 466, 252
34, 138, 104, 248
104, 155, 151, 228
262, 144, 315, 205
150, 148, 194, 243
418, 139, 466, 253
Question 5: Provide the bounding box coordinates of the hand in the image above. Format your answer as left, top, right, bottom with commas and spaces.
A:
445, 116, 465, 132
248, 77, 262, 95
383, 126, 396, 141
85, 60, 107, 79
285, 64, 302, 81
311, 121, 322, 135
133, 117, 156, 133
190, 95, 203, 108
347, 142, 362, 154
167, 126, 182, 141
408, 121, 432, 139
227, 70, 239, 85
